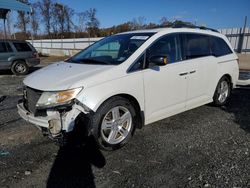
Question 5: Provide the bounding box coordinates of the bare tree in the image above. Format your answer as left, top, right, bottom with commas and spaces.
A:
76, 12, 87, 33
85, 8, 100, 37
51, 3, 74, 38
38, 0, 54, 37
51, 3, 63, 36
16, 0, 30, 33
51, 3, 60, 36
31, 3, 40, 37
131, 16, 146, 30
159, 17, 172, 27
6, 12, 13, 38
64, 6, 74, 33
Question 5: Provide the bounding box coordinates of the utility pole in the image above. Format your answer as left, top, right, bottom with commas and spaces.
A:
242, 16, 247, 53
3, 19, 7, 39
238, 16, 248, 53
242, 16, 247, 35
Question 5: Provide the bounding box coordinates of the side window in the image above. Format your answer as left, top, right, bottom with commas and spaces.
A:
129, 54, 144, 72
147, 34, 182, 64
13, 42, 32, 52
210, 36, 233, 57
0, 42, 13, 53
185, 34, 210, 59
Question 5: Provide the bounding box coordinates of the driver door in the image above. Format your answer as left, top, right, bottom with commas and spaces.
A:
143, 34, 189, 124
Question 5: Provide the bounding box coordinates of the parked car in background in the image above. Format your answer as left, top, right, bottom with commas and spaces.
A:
17, 26, 239, 150
0, 40, 40, 75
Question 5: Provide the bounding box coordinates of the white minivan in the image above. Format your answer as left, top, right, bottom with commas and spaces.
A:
17, 27, 239, 150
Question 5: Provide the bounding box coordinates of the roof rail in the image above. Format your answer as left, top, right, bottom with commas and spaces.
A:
172, 24, 219, 33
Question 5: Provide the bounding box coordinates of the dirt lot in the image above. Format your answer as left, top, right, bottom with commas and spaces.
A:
0, 57, 250, 188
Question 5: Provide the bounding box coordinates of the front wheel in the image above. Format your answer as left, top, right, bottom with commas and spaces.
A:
92, 97, 136, 150
213, 76, 231, 106
11, 61, 29, 75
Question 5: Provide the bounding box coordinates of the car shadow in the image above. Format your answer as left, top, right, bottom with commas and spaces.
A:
0, 66, 42, 76
46, 136, 106, 188
0, 69, 13, 75
222, 88, 250, 133
29, 66, 43, 74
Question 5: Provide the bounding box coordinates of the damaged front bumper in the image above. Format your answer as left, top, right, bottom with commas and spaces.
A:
17, 99, 91, 141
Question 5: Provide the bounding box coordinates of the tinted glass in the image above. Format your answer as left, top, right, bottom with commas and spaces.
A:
91, 41, 121, 59
147, 34, 181, 64
129, 54, 145, 72
0, 42, 13, 53
185, 34, 210, 59
210, 36, 232, 57
69, 33, 155, 65
13, 42, 32, 52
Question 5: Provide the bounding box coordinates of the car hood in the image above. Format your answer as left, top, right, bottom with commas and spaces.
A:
24, 62, 114, 91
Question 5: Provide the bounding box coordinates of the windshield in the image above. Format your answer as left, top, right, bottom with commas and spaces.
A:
68, 32, 155, 65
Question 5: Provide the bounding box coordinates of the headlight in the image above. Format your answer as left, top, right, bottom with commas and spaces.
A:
36, 88, 82, 108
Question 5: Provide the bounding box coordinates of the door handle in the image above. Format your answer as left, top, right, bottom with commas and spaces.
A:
179, 72, 188, 76
189, 70, 196, 74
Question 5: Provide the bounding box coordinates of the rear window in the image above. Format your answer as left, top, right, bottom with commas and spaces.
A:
0, 42, 13, 53
13, 42, 32, 52
210, 36, 233, 57
185, 34, 210, 59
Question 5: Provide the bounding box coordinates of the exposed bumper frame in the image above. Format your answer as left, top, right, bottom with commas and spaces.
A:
17, 101, 50, 128
17, 100, 88, 133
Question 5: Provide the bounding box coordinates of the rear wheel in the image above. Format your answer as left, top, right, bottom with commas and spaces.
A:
11, 61, 29, 75
213, 76, 231, 106
92, 97, 136, 150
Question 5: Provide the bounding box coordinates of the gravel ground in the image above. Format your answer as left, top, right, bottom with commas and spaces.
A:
0, 61, 250, 188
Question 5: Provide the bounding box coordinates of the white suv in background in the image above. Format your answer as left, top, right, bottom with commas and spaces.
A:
17, 26, 239, 150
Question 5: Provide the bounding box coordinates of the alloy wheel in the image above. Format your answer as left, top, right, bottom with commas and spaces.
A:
101, 106, 132, 145
218, 80, 229, 103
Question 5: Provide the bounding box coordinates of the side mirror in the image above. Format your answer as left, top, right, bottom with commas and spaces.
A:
149, 55, 169, 67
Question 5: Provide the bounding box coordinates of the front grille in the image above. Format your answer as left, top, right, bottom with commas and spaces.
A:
23, 87, 42, 114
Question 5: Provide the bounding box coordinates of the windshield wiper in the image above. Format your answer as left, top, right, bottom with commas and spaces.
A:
66, 58, 79, 63
76, 58, 111, 65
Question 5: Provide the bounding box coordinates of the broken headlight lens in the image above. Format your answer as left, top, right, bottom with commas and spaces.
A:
36, 88, 82, 108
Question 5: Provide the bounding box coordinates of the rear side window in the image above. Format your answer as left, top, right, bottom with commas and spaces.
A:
184, 34, 210, 59
0, 42, 13, 53
13, 42, 32, 52
210, 36, 232, 57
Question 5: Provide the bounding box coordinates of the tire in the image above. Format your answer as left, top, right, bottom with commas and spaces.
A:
213, 76, 231, 106
91, 96, 136, 151
11, 61, 29, 75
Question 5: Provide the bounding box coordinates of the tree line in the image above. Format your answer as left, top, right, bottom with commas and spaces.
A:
2, 0, 193, 39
